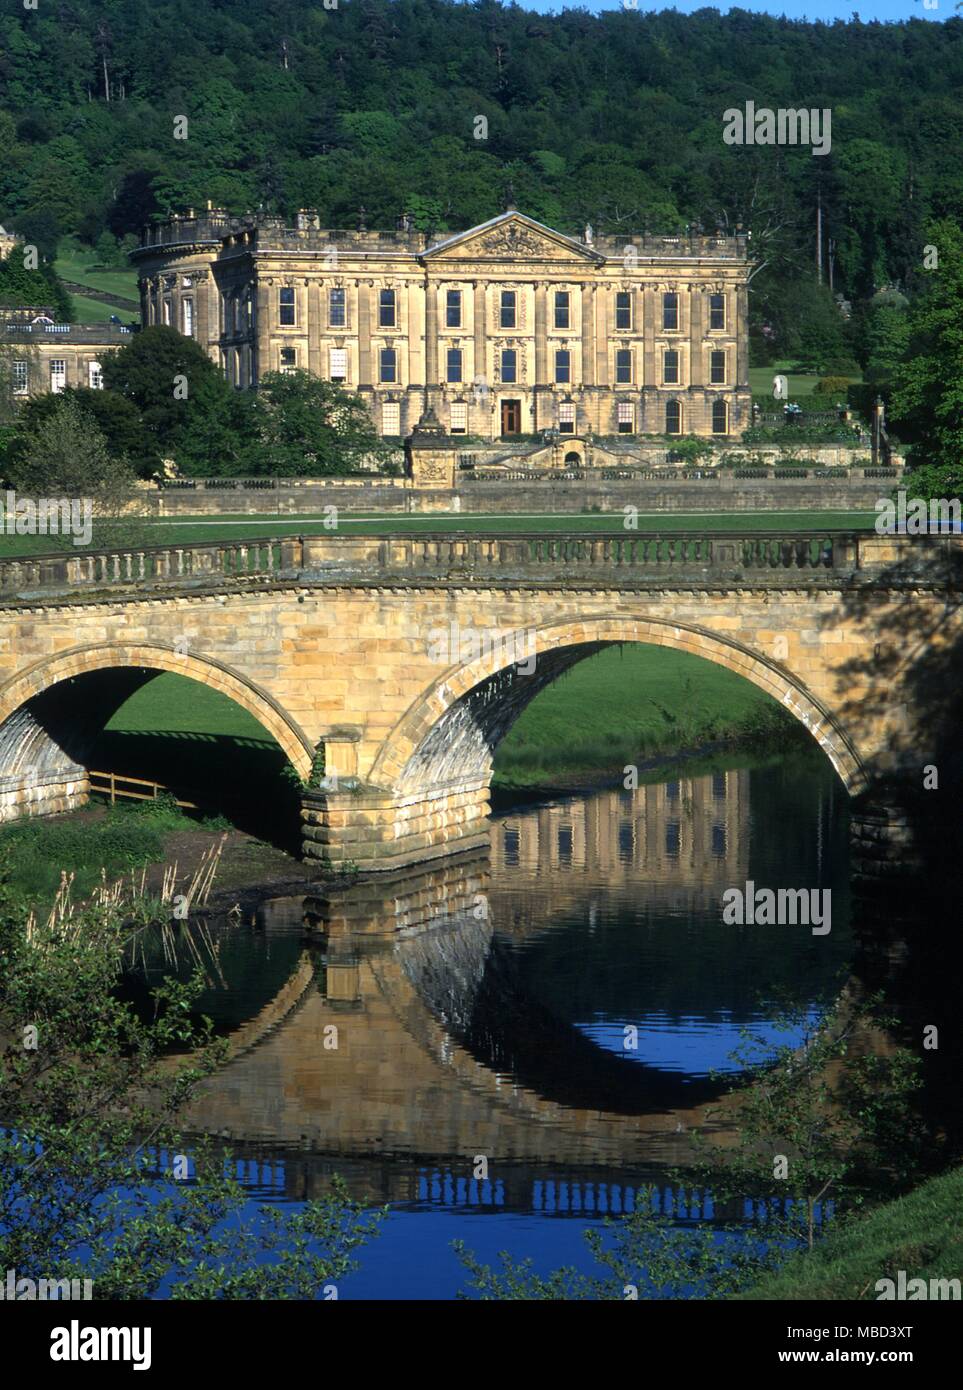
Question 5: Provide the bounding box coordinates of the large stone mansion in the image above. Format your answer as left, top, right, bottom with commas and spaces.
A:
132, 208, 752, 442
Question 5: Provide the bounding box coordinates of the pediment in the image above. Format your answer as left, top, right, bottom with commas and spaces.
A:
423, 213, 601, 264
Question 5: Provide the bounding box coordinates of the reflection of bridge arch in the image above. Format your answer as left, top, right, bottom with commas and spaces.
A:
189, 924, 743, 1167
369, 617, 862, 798
181, 828, 873, 1170
0, 641, 314, 819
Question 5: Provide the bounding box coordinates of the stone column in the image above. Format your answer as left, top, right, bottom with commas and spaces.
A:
407, 276, 425, 391
595, 284, 609, 386
307, 279, 321, 377
473, 281, 487, 431
643, 287, 656, 392
581, 283, 595, 387
424, 275, 438, 398
534, 282, 548, 382
689, 286, 703, 387
533, 281, 548, 432
255, 281, 270, 384
357, 280, 372, 386
735, 284, 749, 386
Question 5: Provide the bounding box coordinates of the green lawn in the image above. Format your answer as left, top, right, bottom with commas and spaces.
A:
68, 294, 138, 325
55, 247, 140, 304
493, 644, 794, 786
748, 358, 861, 401
105, 672, 272, 741
743, 1164, 963, 1300
0, 510, 879, 557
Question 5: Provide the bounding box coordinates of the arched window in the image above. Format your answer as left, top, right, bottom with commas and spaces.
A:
712, 399, 729, 435
665, 400, 682, 435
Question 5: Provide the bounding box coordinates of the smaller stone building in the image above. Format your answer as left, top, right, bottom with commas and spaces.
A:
1, 309, 133, 399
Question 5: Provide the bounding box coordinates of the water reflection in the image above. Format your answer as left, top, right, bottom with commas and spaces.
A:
178, 755, 853, 1175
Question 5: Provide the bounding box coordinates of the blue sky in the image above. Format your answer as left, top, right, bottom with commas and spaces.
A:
517, 1, 950, 23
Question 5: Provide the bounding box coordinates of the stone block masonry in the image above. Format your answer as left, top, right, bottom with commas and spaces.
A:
0, 530, 956, 869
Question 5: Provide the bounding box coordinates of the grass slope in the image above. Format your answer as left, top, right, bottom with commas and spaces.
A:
68, 294, 137, 323
743, 1166, 963, 1301
493, 645, 793, 786
55, 247, 140, 303
0, 797, 218, 906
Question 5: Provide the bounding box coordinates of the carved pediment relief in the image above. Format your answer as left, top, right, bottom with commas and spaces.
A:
425, 214, 599, 265
477, 223, 553, 257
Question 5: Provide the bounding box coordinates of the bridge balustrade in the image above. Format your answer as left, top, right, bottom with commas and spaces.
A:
0, 540, 284, 596
2, 530, 955, 599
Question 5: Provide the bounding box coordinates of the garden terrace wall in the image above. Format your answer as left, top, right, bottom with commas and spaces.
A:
147, 469, 902, 517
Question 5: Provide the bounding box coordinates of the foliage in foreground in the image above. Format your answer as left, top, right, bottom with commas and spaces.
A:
0, 867, 384, 1297
455, 1196, 786, 1301
741, 1163, 963, 1301
457, 995, 928, 1299
0, 795, 231, 907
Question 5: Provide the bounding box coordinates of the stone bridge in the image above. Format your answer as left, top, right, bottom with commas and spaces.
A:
0, 529, 959, 868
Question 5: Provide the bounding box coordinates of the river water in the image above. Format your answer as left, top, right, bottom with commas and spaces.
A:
128, 749, 856, 1298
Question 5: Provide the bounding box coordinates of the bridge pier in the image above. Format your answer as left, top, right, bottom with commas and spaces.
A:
849, 797, 924, 888
301, 781, 491, 871
0, 704, 90, 823
0, 762, 89, 823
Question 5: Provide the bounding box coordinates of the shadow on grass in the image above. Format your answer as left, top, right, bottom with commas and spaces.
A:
85, 728, 302, 851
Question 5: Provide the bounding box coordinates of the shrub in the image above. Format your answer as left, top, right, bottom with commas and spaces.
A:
822, 356, 862, 377
813, 376, 855, 397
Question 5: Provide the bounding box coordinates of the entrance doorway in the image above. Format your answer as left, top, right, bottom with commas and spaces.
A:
501, 400, 522, 436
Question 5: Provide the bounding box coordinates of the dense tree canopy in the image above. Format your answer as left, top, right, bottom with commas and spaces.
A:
890, 221, 963, 475
243, 369, 393, 476
1, 1, 961, 324
99, 324, 242, 474
0, 249, 71, 318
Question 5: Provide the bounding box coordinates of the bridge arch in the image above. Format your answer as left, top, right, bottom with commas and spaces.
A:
369, 616, 865, 797
0, 642, 314, 823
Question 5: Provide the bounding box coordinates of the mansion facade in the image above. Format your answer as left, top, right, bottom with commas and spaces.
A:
134, 209, 752, 442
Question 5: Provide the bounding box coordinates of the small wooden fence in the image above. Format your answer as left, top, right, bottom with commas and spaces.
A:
88, 770, 199, 810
